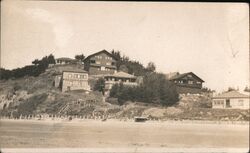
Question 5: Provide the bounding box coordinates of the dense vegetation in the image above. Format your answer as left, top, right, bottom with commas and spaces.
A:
93, 78, 105, 95
111, 50, 155, 76
109, 72, 179, 106
0, 54, 55, 80
75, 54, 85, 62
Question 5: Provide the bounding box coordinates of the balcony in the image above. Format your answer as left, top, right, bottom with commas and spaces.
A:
105, 80, 138, 86
90, 63, 116, 69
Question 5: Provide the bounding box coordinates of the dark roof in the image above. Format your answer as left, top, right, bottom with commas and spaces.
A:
84, 50, 118, 62
104, 71, 136, 79
213, 91, 249, 99
56, 57, 75, 61
168, 72, 204, 82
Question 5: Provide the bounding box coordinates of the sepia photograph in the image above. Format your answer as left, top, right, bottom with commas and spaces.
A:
0, 1, 249, 153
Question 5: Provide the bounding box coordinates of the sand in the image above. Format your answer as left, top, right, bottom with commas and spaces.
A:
0, 119, 249, 150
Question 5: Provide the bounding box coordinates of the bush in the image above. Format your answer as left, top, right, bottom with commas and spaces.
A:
0, 54, 55, 80
109, 72, 179, 106
17, 93, 48, 116
93, 78, 105, 95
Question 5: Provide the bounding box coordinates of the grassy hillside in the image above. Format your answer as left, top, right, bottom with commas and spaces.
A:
0, 65, 249, 121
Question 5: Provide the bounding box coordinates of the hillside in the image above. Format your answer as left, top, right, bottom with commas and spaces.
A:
0, 65, 249, 121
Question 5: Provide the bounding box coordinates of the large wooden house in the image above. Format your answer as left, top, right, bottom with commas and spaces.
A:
166, 72, 204, 94
83, 50, 118, 75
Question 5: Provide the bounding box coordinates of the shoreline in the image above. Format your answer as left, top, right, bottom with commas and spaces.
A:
1, 118, 249, 125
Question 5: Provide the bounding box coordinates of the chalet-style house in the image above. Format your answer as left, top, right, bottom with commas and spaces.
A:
83, 50, 118, 75
54, 68, 90, 92
212, 91, 249, 109
55, 57, 76, 65
166, 72, 204, 94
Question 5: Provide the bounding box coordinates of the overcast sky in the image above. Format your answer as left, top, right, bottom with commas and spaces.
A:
1, 1, 249, 92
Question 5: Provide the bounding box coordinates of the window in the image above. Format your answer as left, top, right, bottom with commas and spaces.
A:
74, 74, 78, 78
238, 100, 244, 106
111, 62, 115, 65
96, 61, 101, 64
197, 82, 201, 84
95, 55, 102, 59
101, 66, 105, 71
90, 60, 95, 63
106, 62, 111, 65
68, 74, 72, 78
188, 81, 193, 84
80, 75, 84, 79
214, 100, 224, 105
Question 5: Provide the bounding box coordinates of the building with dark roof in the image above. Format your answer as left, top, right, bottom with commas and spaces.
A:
166, 72, 204, 94
212, 90, 249, 109
83, 50, 118, 75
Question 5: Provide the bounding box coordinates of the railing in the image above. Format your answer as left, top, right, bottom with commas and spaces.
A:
105, 81, 138, 86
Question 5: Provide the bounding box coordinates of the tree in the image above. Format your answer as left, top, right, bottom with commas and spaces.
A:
146, 62, 156, 72
93, 78, 105, 95
228, 87, 236, 92
75, 54, 85, 61
111, 50, 121, 61
119, 65, 129, 73
47, 54, 56, 64
244, 86, 250, 92
32, 59, 39, 65
0, 54, 55, 80
109, 72, 179, 106
111, 50, 149, 76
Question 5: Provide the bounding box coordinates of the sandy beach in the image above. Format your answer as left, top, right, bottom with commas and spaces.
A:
0, 119, 249, 150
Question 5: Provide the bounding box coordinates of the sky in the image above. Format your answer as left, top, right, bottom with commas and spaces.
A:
1, 1, 249, 92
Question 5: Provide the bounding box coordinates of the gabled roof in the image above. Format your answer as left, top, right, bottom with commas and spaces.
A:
105, 71, 136, 79
213, 90, 249, 99
84, 50, 118, 62
168, 72, 204, 82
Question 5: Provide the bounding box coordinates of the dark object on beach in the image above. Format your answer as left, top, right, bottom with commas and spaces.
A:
102, 118, 107, 122
68, 116, 72, 121
134, 117, 148, 122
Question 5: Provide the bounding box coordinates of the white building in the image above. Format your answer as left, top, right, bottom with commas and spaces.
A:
212, 91, 249, 109
61, 69, 90, 92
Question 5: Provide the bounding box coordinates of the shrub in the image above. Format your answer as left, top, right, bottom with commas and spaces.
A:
93, 78, 105, 95
109, 72, 179, 106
